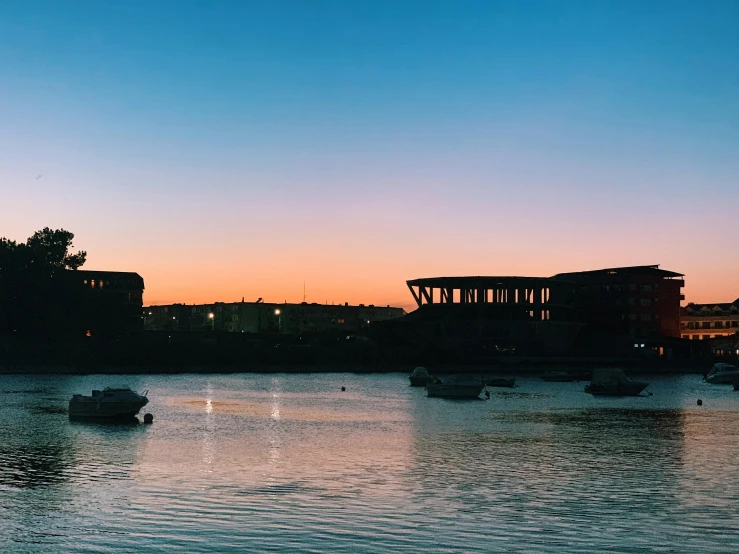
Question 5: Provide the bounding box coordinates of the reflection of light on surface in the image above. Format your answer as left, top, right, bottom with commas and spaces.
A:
269, 381, 282, 467
678, 409, 739, 510
202, 384, 214, 468
271, 393, 280, 420
171, 395, 411, 422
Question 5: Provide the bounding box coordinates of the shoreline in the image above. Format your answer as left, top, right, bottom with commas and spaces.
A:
0, 359, 712, 376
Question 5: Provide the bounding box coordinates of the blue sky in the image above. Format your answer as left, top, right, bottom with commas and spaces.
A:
2, 0, 738, 307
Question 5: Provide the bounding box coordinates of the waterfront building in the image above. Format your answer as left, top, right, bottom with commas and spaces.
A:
378, 275, 584, 356
373, 265, 685, 358
64, 269, 145, 335
680, 299, 739, 340
144, 300, 404, 334
553, 265, 685, 339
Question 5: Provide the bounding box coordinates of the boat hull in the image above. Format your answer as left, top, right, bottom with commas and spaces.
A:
69, 399, 148, 420
410, 376, 434, 386
409, 367, 433, 386
705, 373, 739, 385
426, 383, 485, 399
705, 363, 739, 384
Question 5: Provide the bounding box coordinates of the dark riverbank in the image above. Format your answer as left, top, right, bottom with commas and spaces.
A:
0, 358, 714, 376
0, 332, 721, 375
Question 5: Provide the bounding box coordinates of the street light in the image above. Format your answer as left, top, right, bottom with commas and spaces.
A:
274, 309, 281, 333
208, 312, 215, 331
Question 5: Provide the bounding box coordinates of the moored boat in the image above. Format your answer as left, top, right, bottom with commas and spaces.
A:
426, 378, 487, 399
584, 368, 649, 396
69, 386, 149, 420
409, 366, 434, 386
704, 363, 739, 384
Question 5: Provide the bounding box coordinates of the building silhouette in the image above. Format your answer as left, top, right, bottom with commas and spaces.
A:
64, 270, 145, 335
553, 265, 684, 339
373, 265, 685, 358
144, 300, 404, 334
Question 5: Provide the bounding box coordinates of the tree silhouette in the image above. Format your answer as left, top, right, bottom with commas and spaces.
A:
0, 228, 87, 336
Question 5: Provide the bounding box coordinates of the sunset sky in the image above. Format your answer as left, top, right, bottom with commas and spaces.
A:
2, 1, 738, 311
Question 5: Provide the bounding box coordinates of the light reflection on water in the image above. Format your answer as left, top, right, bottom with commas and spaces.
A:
0, 372, 738, 552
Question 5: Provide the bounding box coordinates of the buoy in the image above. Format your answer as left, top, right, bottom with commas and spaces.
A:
697, 399, 702, 406
143, 413, 154, 424
341, 386, 346, 392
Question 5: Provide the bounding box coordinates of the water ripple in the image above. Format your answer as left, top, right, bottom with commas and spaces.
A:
1, 373, 739, 552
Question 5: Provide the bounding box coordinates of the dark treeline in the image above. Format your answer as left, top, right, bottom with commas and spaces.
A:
0, 228, 88, 337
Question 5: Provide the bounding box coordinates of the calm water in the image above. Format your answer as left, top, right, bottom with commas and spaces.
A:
1, 371, 738, 553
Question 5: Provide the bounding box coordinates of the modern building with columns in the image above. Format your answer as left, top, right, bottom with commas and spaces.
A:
406, 276, 576, 322
375, 265, 685, 357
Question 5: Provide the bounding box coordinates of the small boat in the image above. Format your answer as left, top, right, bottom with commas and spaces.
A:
69, 386, 149, 420
409, 366, 434, 386
704, 363, 739, 384
485, 377, 515, 388
542, 370, 591, 382
584, 368, 649, 396
426, 378, 487, 399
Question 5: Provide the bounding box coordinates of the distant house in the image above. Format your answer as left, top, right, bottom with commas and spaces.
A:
680, 299, 739, 340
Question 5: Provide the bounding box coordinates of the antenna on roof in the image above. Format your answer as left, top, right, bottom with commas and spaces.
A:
303, 281, 307, 302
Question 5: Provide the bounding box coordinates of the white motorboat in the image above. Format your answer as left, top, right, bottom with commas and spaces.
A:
426, 377, 487, 399
704, 363, 739, 384
409, 366, 434, 386
69, 386, 149, 420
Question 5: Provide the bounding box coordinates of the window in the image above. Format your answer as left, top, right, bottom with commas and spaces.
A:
701, 322, 710, 329
629, 313, 637, 320
640, 314, 651, 321
702, 335, 710, 340
640, 299, 651, 307
642, 285, 652, 292
715, 321, 724, 328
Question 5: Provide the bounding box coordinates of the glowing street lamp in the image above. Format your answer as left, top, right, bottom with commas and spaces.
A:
274, 309, 281, 333
208, 312, 215, 331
